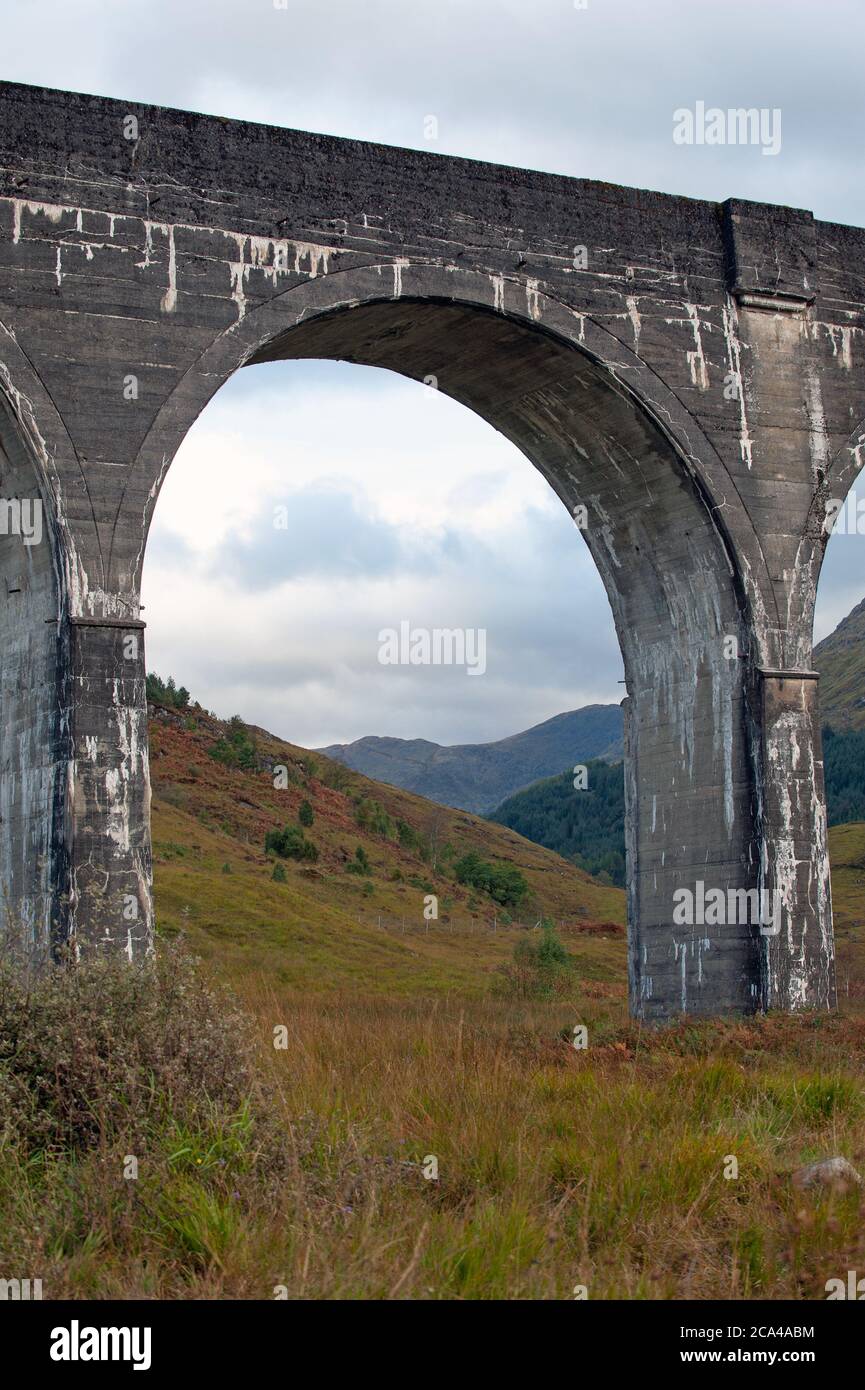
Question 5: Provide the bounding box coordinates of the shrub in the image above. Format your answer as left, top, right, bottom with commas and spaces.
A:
495, 920, 574, 1000
272, 862, 287, 883
298, 799, 314, 827
318, 760, 351, 791
0, 944, 257, 1154
355, 798, 395, 838
453, 850, 528, 909
346, 845, 371, 876
396, 818, 426, 855
265, 825, 319, 862
208, 716, 257, 772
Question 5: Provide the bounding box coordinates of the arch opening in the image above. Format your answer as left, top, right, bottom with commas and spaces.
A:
139, 292, 761, 1018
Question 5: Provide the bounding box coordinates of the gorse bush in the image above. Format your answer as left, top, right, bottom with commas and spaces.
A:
0, 944, 257, 1154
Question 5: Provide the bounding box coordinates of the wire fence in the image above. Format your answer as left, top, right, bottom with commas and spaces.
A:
349, 913, 622, 939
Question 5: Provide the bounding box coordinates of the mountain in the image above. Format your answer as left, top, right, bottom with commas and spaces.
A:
148, 697, 626, 995
316, 704, 624, 815
814, 595, 865, 730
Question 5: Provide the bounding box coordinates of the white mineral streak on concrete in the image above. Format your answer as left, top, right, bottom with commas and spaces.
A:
764, 706, 808, 1007
805, 363, 830, 485
292, 241, 332, 278
809, 319, 856, 370
785, 533, 822, 667
131, 452, 172, 588
722, 298, 753, 468
10, 199, 68, 245
4, 195, 344, 332
104, 680, 145, 856
586, 495, 622, 568
625, 295, 641, 353
392, 257, 410, 298
696, 937, 710, 986
766, 693, 833, 1010
490, 272, 505, 312
525, 277, 541, 321
138, 219, 157, 269
673, 940, 687, 1011
737, 551, 774, 666
684, 303, 709, 389
228, 232, 248, 320
160, 224, 177, 313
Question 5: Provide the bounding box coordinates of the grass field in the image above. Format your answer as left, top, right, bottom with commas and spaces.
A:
4, 967, 865, 1300
1, 706, 864, 1301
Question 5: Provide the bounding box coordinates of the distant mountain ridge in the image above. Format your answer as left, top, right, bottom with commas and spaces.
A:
317, 704, 624, 814
316, 587, 864, 817
814, 595, 865, 731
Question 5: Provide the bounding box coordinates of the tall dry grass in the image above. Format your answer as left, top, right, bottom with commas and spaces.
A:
2, 944, 864, 1299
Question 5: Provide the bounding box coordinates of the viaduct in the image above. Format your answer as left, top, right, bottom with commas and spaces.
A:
0, 80, 862, 1019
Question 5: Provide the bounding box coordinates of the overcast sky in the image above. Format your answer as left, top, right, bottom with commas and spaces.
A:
5, 0, 864, 747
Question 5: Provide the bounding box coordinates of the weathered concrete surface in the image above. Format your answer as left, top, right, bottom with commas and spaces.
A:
1, 80, 862, 1014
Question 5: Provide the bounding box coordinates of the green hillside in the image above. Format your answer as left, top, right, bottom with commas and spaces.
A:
149, 699, 626, 999
814, 595, 865, 730
490, 729, 865, 877
490, 758, 625, 884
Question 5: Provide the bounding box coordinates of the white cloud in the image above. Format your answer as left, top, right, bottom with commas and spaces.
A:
142, 361, 620, 746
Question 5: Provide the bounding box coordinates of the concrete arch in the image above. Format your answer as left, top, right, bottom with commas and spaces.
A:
0, 318, 107, 618
130, 266, 769, 1018
121, 263, 774, 632
0, 79, 846, 1014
